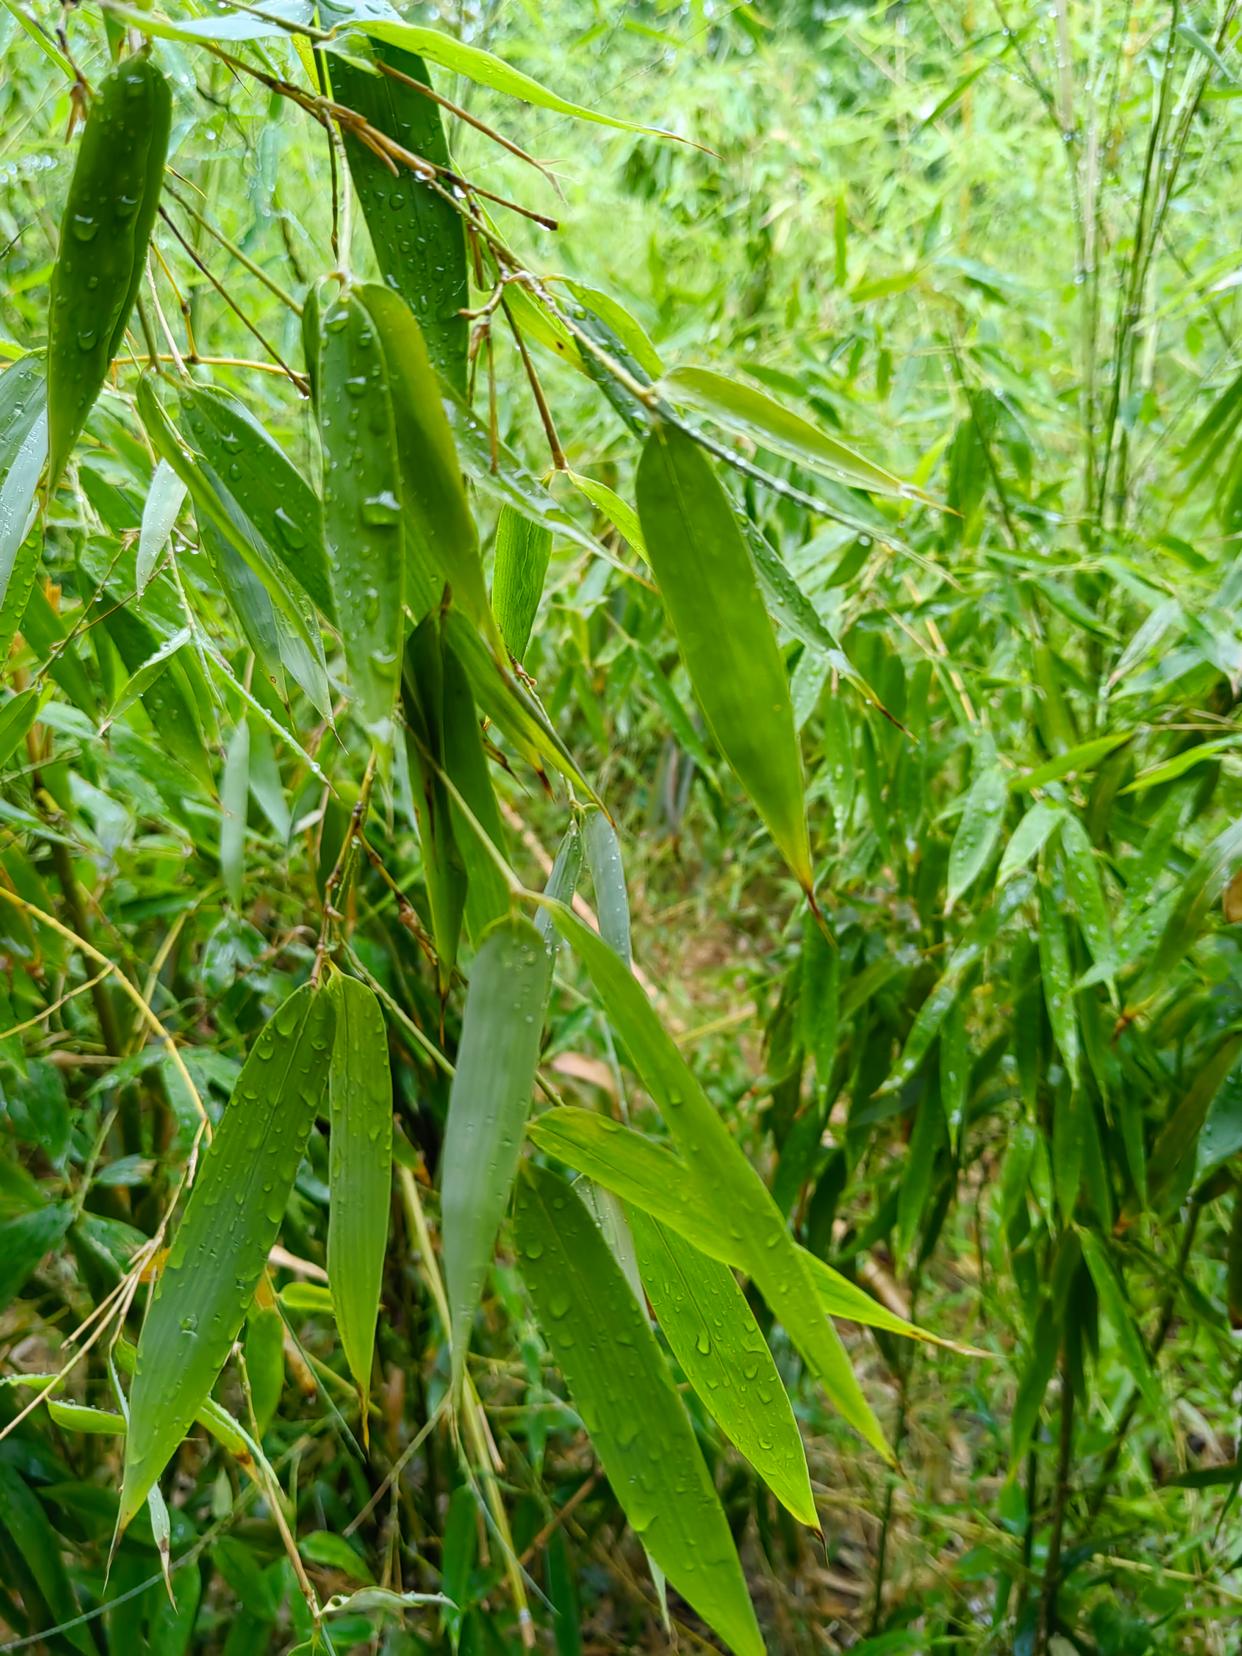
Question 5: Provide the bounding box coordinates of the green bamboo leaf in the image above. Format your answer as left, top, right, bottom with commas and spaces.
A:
582, 809, 631, 968
102, 608, 213, 790
135, 459, 187, 595
896, 1093, 945, 1263
0, 1201, 74, 1311
1010, 733, 1132, 793
219, 717, 250, 909
356, 284, 495, 642
799, 912, 839, 1081
0, 685, 42, 771
443, 610, 598, 801
46, 54, 170, 485
997, 800, 1063, 884
1057, 815, 1114, 978
946, 737, 1006, 912
534, 822, 583, 962
1039, 873, 1079, 1092
176, 383, 334, 622
319, 285, 406, 733
327, 973, 393, 1413
938, 998, 969, 1150
628, 1208, 817, 1528
441, 913, 549, 1390
636, 424, 811, 890
661, 364, 934, 502
1077, 1230, 1161, 1412
491, 505, 552, 662
46, 1399, 126, 1434
539, 903, 890, 1458
566, 469, 647, 557
0, 358, 47, 615
120, 980, 336, 1532
514, 1165, 763, 1656
244, 1306, 285, 1437
328, 40, 468, 391
0, 1463, 95, 1656
1136, 816, 1242, 995
345, 19, 690, 143
402, 617, 467, 986
441, 644, 511, 941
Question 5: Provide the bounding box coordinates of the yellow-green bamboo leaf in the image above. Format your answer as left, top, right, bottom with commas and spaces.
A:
628, 1208, 817, 1528
636, 425, 811, 890
537, 904, 889, 1459
515, 1164, 764, 1656
327, 973, 393, 1413
119, 980, 335, 1532
441, 914, 549, 1390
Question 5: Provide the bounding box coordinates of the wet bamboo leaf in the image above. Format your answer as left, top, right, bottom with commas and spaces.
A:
0, 358, 47, 615
356, 284, 494, 642
120, 981, 336, 1531
492, 505, 552, 662
0, 1462, 94, 1656
514, 1164, 763, 1656
946, 737, 1006, 911
583, 809, 631, 968
135, 459, 187, 594
662, 364, 933, 501
320, 285, 406, 732
220, 717, 250, 909
47, 54, 170, 485
402, 617, 467, 985
998, 800, 1063, 884
244, 1305, 285, 1437
637, 424, 811, 890
540, 902, 890, 1458
348, 19, 689, 142
1077, 1230, 1161, 1412
328, 39, 467, 391
441, 913, 549, 1390
1039, 872, 1079, 1091
1057, 815, 1114, 978
327, 973, 393, 1411
628, 1207, 817, 1527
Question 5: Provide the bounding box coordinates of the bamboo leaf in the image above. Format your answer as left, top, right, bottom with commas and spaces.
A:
327, 973, 393, 1415
539, 903, 890, 1458
219, 717, 250, 909
582, 809, 631, 968
0, 358, 47, 614
344, 18, 690, 142
661, 364, 934, 501
636, 424, 811, 890
628, 1208, 817, 1528
491, 505, 552, 662
441, 913, 549, 1390
320, 285, 407, 733
120, 980, 336, 1532
356, 284, 495, 643
514, 1164, 763, 1656
946, 736, 1006, 911
135, 459, 187, 595
329, 40, 468, 391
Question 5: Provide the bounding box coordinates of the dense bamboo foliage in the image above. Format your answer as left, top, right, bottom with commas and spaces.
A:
2, 2, 1242, 1652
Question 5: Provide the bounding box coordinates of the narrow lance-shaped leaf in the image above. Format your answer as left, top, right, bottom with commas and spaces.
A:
541, 902, 890, 1458
582, 809, 631, 968
402, 617, 467, 988
636, 424, 812, 890
120, 981, 336, 1532
327, 974, 393, 1424
661, 364, 935, 501
320, 285, 406, 733
441, 913, 549, 1390
358, 284, 497, 645
328, 39, 468, 392
491, 504, 552, 662
628, 1207, 817, 1528
441, 643, 512, 942
219, 717, 250, 910
946, 735, 1006, 912
346, 18, 691, 142
135, 458, 187, 595
0, 358, 47, 617
514, 1165, 764, 1656
47, 54, 170, 485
